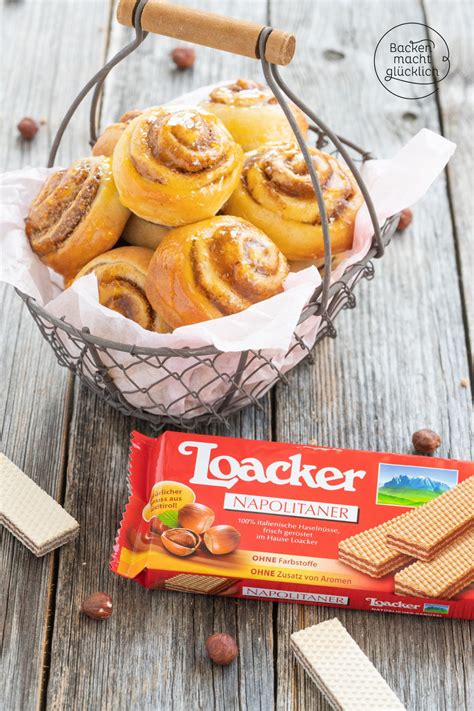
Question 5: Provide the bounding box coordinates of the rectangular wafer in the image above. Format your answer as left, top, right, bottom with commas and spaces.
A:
164, 573, 233, 594
291, 618, 405, 710
394, 529, 474, 599
0, 453, 79, 556
386, 477, 474, 560
338, 515, 412, 577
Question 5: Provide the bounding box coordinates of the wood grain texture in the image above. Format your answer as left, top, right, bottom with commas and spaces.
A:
44, 3, 275, 710
269, 1, 473, 710
1, 2, 110, 710
424, 0, 474, 363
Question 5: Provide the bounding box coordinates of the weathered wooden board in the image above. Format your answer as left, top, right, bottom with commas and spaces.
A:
424, 0, 474, 355
44, 2, 275, 710
0, 2, 111, 710
269, 1, 473, 710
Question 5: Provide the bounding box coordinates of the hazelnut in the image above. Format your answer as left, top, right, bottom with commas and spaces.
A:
171, 46, 196, 69
80, 592, 113, 620
203, 525, 241, 555
150, 518, 169, 535
17, 117, 39, 140
161, 528, 200, 557
412, 428, 441, 454
178, 503, 215, 534
397, 208, 413, 231
205, 633, 238, 665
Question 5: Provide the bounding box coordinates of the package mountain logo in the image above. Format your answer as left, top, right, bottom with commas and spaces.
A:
376, 463, 458, 507
423, 603, 450, 615
374, 23, 450, 99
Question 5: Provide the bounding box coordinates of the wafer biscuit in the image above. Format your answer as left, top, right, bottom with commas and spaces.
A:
291, 618, 405, 710
0, 453, 79, 556
386, 477, 474, 560
164, 573, 233, 594
394, 529, 474, 599
338, 515, 412, 577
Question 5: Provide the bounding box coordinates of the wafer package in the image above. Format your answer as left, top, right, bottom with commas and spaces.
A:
111, 431, 473, 619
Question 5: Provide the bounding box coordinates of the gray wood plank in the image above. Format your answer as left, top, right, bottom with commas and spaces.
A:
1, 2, 112, 710
268, 1, 473, 710
45, 2, 275, 710
424, 0, 474, 358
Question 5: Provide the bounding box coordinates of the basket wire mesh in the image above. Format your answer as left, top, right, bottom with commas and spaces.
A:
19, 0, 399, 429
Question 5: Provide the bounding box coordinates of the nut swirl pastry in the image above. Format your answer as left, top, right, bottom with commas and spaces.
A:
224, 143, 363, 262
145, 215, 289, 328
25, 156, 130, 280
92, 110, 142, 157
112, 105, 244, 226
74, 246, 169, 332
200, 79, 308, 151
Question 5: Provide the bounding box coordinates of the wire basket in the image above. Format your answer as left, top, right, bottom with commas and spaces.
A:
18, 0, 398, 429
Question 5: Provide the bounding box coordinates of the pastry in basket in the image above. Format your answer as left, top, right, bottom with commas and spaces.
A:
74, 246, 169, 332
145, 215, 289, 329
25, 156, 130, 281
200, 79, 308, 151
121, 214, 169, 250
112, 105, 244, 226
92, 110, 142, 157
224, 143, 363, 262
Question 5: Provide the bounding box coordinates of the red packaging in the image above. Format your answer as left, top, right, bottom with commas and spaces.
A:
111, 431, 474, 619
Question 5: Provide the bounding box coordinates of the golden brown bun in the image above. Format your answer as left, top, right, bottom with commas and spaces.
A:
25, 156, 130, 281
145, 215, 289, 329
92, 110, 142, 157
121, 214, 169, 250
74, 246, 169, 332
112, 105, 244, 226
224, 143, 363, 262
201, 79, 308, 151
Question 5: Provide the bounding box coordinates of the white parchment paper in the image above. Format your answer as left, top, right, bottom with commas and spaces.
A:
0, 83, 456, 416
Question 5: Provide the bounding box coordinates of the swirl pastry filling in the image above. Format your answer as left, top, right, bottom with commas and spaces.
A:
74, 247, 168, 332
25, 156, 129, 280
208, 79, 275, 107
112, 105, 244, 226
201, 79, 308, 151
26, 163, 101, 256
224, 143, 363, 262
145, 215, 289, 328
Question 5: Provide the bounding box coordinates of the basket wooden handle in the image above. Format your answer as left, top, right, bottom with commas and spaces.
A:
116, 0, 296, 66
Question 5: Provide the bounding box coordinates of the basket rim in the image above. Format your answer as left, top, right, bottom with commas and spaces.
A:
17, 214, 398, 358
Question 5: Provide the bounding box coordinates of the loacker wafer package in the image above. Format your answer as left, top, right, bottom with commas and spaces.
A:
111, 431, 473, 619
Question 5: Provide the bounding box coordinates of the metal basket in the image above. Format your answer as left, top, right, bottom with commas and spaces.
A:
18, 0, 398, 429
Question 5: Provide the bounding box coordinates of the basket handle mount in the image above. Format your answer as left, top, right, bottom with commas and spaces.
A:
116, 0, 296, 66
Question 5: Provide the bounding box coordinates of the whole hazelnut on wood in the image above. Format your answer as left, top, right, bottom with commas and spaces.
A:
203, 525, 241, 555
205, 633, 238, 665
178, 503, 215, 534
80, 592, 113, 620
397, 208, 413, 231
171, 46, 196, 69
17, 117, 39, 140
412, 428, 441, 454
161, 528, 201, 556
